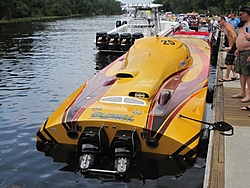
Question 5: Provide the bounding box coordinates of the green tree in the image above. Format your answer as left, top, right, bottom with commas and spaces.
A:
153, 0, 250, 15
0, 0, 123, 20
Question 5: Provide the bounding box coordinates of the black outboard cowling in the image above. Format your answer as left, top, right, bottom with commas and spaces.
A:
108, 32, 120, 50
120, 33, 132, 51
122, 21, 127, 25
132, 32, 144, 44
96, 32, 108, 50
116, 20, 122, 28
110, 130, 141, 177
78, 126, 109, 172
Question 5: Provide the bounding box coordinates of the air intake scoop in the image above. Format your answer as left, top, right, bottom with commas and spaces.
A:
129, 79, 158, 99
116, 68, 139, 78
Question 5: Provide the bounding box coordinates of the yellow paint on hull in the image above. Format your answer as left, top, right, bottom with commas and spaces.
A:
36, 35, 210, 157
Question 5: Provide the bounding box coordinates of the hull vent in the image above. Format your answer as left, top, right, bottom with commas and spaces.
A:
100, 96, 146, 106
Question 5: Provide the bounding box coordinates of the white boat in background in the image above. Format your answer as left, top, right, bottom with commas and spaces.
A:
95, 3, 180, 52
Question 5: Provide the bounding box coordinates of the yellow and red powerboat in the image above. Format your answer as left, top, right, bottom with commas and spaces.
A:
36, 35, 211, 177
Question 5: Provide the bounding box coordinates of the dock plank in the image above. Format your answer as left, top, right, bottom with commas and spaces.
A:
224, 87, 250, 126
206, 33, 225, 188
206, 32, 250, 187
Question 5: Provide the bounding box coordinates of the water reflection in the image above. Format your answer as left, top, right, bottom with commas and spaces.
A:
36, 141, 204, 185
95, 51, 124, 71
0, 22, 49, 57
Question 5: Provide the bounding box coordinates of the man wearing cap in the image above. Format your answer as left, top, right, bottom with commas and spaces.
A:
233, 6, 250, 107
228, 13, 241, 30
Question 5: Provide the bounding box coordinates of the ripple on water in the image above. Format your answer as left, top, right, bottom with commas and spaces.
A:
0, 129, 16, 134
0, 138, 17, 146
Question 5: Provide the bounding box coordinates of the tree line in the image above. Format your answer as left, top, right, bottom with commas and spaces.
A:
1, 0, 250, 21
0, 0, 123, 20
153, 0, 250, 16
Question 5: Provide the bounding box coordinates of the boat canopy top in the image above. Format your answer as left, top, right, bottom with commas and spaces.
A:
125, 3, 163, 9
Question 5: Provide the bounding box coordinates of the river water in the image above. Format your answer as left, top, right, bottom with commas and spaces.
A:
0, 15, 212, 187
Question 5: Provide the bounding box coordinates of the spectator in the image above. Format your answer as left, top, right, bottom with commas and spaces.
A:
217, 16, 238, 82
228, 13, 241, 30
232, 6, 250, 105
181, 17, 189, 29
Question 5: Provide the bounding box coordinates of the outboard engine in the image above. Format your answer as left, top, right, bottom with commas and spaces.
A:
122, 21, 127, 25
110, 130, 141, 177
108, 32, 120, 50
116, 20, 122, 28
78, 126, 109, 172
96, 32, 108, 50
120, 33, 132, 51
132, 32, 144, 44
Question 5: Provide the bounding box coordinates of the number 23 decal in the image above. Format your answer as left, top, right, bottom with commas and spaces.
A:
161, 40, 175, 45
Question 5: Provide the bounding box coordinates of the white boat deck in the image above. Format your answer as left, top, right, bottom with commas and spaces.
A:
94, 3, 180, 51
104, 20, 180, 37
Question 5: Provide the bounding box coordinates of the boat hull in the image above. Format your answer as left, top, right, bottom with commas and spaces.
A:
37, 35, 211, 159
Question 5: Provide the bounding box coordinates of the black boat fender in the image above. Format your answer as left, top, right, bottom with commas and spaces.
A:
197, 128, 210, 158
206, 84, 223, 104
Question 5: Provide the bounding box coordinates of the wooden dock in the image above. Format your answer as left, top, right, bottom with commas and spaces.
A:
204, 33, 250, 188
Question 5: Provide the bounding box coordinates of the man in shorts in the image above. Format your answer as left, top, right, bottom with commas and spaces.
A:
232, 6, 250, 106
217, 16, 238, 82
